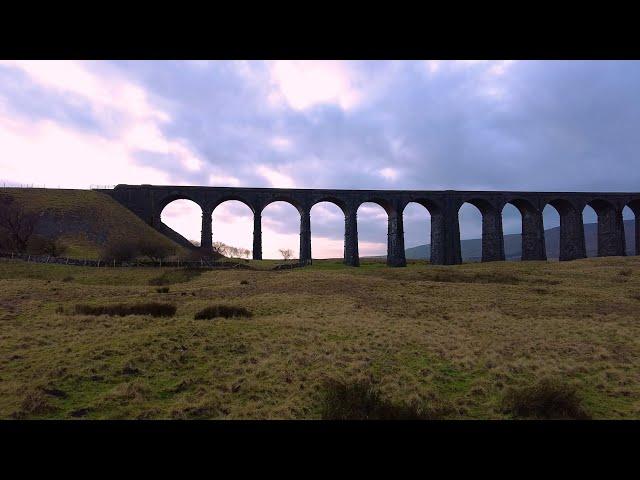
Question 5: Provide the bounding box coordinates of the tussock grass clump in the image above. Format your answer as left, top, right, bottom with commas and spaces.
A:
12, 389, 58, 418
619, 268, 633, 277
427, 271, 521, 285
62, 276, 74, 282
74, 302, 177, 317
240, 279, 249, 285
194, 305, 252, 320
156, 287, 170, 293
320, 378, 452, 420
148, 268, 203, 286
502, 378, 591, 420
104, 380, 151, 405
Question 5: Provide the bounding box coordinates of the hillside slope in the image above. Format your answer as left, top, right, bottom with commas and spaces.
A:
0, 188, 188, 259
405, 220, 636, 261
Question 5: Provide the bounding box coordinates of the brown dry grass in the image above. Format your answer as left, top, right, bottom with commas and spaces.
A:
1, 256, 640, 419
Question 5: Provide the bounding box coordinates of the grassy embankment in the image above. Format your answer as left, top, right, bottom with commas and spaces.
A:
0, 188, 186, 259
1, 255, 639, 419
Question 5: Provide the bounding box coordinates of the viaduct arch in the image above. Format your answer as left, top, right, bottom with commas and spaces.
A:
98, 185, 640, 266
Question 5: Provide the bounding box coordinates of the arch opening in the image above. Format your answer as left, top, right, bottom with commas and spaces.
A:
542, 204, 561, 260
403, 202, 432, 261
356, 202, 388, 262
501, 203, 522, 261
211, 200, 254, 259
458, 202, 484, 262
261, 201, 300, 260
310, 202, 345, 260
623, 205, 635, 255
160, 198, 203, 247
582, 204, 599, 257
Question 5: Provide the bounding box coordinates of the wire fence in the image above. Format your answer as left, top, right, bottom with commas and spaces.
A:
0, 251, 255, 269
0, 183, 116, 190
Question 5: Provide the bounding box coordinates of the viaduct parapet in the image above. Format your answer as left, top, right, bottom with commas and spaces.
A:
97, 184, 640, 266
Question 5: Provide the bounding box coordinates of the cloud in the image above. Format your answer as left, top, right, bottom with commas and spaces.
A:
268, 60, 362, 111
2, 60, 640, 257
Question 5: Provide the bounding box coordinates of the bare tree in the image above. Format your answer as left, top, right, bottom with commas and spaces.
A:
0, 195, 39, 253
212, 241, 228, 257
243, 248, 251, 259
279, 248, 293, 262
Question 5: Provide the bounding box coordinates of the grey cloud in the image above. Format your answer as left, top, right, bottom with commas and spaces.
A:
8, 60, 640, 252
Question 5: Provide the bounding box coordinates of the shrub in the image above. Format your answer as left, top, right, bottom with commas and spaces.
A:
240, 280, 249, 285
501, 378, 591, 420
156, 287, 170, 293
74, 302, 177, 317
43, 238, 68, 257
137, 238, 175, 262
26, 236, 68, 257
619, 268, 633, 277
25, 235, 49, 255
319, 378, 452, 420
62, 276, 74, 282
194, 305, 252, 320
101, 239, 139, 263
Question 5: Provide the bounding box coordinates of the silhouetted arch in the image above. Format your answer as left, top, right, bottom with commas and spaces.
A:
582, 204, 598, 257
211, 195, 255, 215
501, 203, 522, 260
261, 201, 301, 260
356, 202, 389, 259
623, 204, 637, 255
310, 201, 345, 259
156, 192, 202, 222
160, 198, 203, 247
458, 202, 484, 261
310, 197, 348, 216
358, 198, 394, 215
211, 200, 254, 258
402, 201, 440, 262
263, 196, 303, 214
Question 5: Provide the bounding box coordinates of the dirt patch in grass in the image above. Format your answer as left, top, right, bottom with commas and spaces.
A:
74, 302, 177, 317
501, 378, 591, 420
319, 377, 453, 420
194, 305, 253, 320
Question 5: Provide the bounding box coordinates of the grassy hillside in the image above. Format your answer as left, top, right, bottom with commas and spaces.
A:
0, 188, 187, 259
1, 256, 640, 419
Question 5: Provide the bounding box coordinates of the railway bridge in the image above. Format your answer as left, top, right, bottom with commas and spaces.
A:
98, 184, 640, 266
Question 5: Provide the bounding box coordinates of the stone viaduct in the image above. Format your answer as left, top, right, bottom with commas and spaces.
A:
98, 184, 640, 267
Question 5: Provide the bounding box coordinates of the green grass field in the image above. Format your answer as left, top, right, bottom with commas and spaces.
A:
1, 256, 639, 419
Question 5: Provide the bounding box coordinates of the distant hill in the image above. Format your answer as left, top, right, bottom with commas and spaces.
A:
405, 220, 636, 261
0, 188, 189, 259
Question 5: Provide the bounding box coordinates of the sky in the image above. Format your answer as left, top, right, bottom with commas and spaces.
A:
1, 60, 638, 258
